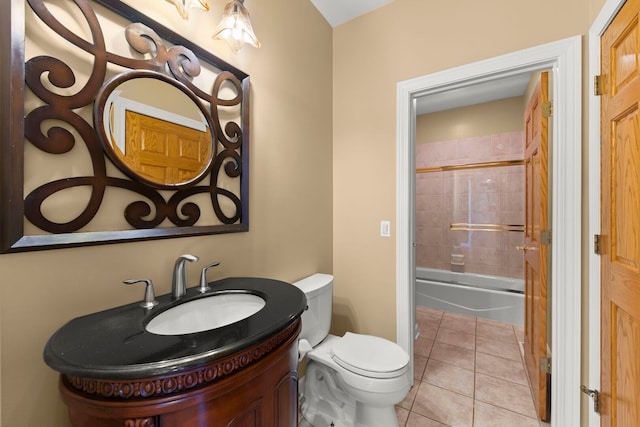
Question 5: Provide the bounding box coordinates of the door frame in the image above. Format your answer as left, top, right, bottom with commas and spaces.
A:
588, 1, 628, 426
396, 36, 582, 426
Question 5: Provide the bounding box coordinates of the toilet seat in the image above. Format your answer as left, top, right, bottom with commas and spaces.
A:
329, 332, 409, 379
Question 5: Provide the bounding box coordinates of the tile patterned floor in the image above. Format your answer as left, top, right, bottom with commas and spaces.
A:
299, 307, 551, 427
396, 307, 549, 427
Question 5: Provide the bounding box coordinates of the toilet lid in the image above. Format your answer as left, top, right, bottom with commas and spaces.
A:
330, 332, 409, 379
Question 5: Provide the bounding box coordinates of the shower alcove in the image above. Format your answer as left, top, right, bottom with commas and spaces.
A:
414, 98, 527, 325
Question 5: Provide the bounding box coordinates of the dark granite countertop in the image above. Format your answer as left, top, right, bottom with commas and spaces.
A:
43, 277, 306, 380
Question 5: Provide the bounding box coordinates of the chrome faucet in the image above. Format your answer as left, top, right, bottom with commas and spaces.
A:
172, 254, 199, 299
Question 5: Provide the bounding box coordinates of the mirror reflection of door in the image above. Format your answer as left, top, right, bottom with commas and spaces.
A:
124, 110, 212, 186
97, 71, 215, 188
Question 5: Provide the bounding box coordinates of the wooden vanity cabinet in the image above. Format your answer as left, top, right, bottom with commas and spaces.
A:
59, 320, 300, 427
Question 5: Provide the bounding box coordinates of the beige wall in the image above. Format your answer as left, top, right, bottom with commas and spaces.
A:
416, 97, 525, 145
0, 1, 332, 426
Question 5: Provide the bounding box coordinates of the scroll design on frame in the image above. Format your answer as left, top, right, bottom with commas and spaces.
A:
2, 0, 249, 252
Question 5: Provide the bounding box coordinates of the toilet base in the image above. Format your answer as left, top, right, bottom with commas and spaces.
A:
301, 362, 355, 426
300, 361, 401, 427
301, 403, 399, 427
354, 403, 399, 427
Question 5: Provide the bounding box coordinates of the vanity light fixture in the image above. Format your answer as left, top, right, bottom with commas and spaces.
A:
169, 0, 211, 20
213, 0, 261, 53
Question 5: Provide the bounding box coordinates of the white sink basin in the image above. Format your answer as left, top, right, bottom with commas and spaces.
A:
146, 293, 266, 335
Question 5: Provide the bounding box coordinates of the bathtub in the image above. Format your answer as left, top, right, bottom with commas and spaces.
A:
415, 267, 524, 325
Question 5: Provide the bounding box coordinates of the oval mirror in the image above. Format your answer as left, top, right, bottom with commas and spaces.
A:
94, 71, 216, 188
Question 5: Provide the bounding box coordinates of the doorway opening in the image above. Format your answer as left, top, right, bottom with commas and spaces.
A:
396, 36, 582, 426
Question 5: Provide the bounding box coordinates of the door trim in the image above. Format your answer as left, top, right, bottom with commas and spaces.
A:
588, 1, 628, 426
396, 36, 582, 426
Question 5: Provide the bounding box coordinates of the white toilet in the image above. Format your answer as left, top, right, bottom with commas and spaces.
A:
293, 273, 411, 427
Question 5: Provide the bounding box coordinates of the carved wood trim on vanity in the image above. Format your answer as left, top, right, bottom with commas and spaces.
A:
124, 418, 156, 427
64, 319, 300, 400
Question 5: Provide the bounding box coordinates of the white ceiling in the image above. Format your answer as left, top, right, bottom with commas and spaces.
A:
414, 72, 532, 115
310, 0, 395, 27
310, 1, 532, 114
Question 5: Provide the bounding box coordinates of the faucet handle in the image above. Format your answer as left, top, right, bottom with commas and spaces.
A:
124, 279, 159, 309
198, 262, 220, 293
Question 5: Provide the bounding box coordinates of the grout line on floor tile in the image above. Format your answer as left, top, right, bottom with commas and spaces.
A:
405, 309, 544, 427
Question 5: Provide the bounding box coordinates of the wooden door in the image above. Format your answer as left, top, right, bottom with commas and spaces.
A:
600, 0, 640, 425
522, 71, 550, 421
125, 111, 212, 185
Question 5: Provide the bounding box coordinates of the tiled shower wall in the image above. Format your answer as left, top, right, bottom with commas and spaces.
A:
416, 131, 525, 279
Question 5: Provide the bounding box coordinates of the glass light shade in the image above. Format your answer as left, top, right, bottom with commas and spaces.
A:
213, 0, 261, 53
169, 0, 210, 20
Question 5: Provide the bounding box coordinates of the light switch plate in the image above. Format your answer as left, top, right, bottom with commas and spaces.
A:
380, 220, 391, 237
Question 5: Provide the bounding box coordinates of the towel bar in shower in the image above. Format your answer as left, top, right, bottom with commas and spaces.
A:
449, 223, 524, 233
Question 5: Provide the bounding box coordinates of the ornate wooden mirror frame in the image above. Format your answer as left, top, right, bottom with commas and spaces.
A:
0, 0, 250, 253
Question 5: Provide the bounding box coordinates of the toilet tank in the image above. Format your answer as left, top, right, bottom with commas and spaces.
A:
292, 273, 333, 347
